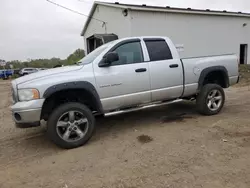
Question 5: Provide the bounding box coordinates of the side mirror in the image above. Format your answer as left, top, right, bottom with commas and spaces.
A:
99, 52, 119, 67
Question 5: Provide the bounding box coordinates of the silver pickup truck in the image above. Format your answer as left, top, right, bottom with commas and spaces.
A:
11, 36, 239, 148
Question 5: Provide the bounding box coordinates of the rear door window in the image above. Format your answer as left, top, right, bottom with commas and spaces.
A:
144, 39, 173, 61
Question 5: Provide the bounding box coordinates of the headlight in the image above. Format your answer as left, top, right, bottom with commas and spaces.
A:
18, 89, 40, 101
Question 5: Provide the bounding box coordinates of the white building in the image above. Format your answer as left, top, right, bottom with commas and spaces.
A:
81, 2, 250, 64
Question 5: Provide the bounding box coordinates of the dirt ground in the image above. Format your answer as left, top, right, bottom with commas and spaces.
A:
0, 80, 250, 188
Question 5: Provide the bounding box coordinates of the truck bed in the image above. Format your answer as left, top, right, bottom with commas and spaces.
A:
180, 54, 239, 97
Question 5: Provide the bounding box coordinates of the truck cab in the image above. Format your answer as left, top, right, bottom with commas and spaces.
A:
93, 37, 184, 111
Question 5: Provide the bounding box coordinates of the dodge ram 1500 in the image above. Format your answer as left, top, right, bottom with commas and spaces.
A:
11, 36, 239, 148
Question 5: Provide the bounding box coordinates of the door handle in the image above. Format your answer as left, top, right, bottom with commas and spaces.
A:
169, 64, 179, 68
135, 68, 147, 72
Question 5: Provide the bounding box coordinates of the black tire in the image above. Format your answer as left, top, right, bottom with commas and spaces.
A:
47, 102, 95, 149
196, 84, 225, 115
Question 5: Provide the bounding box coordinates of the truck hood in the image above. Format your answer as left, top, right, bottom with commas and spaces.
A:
15, 66, 82, 85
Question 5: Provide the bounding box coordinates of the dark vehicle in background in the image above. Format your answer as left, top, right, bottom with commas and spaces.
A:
13, 69, 21, 75
19, 68, 38, 76
0, 69, 14, 79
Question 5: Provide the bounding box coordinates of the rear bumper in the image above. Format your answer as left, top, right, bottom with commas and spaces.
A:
229, 76, 239, 86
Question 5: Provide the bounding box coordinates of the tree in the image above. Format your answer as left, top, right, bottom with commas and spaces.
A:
67, 49, 85, 65
0, 59, 7, 69
4, 49, 85, 69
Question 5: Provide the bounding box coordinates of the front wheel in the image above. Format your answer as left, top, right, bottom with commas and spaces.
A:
196, 84, 225, 115
47, 102, 95, 149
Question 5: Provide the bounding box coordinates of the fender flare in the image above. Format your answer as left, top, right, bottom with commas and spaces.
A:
198, 66, 229, 90
43, 81, 103, 113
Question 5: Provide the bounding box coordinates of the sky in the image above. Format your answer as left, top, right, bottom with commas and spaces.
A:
0, 0, 250, 61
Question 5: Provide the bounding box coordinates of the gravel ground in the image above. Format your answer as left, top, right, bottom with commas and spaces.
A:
0, 80, 250, 188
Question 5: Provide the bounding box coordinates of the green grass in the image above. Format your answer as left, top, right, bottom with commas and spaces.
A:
238, 64, 250, 86
239, 64, 250, 72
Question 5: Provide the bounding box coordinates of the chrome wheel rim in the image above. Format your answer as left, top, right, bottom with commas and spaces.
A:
56, 111, 89, 142
207, 89, 223, 111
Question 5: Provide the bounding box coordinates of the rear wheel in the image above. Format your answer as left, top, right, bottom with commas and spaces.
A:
47, 102, 95, 149
196, 84, 225, 115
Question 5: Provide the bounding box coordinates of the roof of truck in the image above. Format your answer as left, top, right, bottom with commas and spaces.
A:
81, 1, 250, 36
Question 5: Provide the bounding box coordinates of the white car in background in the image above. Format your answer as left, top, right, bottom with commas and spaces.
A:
19, 68, 38, 76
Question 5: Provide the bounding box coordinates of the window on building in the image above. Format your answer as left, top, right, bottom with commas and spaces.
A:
112, 42, 143, 66
87, 34, 118, 53
145, 40, 173, 61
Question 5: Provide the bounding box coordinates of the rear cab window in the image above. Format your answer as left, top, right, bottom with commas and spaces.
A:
144, 39, 173, 61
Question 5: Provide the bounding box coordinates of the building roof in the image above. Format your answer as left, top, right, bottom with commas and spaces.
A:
81, 1, 250, 36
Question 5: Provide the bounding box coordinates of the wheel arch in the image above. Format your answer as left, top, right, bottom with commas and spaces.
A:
41, 81, 103, 120
198, 66, 229, 90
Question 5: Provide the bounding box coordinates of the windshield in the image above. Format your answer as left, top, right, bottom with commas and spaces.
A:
79, 41, 114, 65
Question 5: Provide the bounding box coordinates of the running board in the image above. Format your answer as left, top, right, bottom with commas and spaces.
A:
104, 99, 183, 117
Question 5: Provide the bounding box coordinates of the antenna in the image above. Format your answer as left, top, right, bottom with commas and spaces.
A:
46, 0, 106, 24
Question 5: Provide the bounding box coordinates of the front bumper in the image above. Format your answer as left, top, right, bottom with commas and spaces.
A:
13, 108, 42, 123
11, 99, 45, 124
